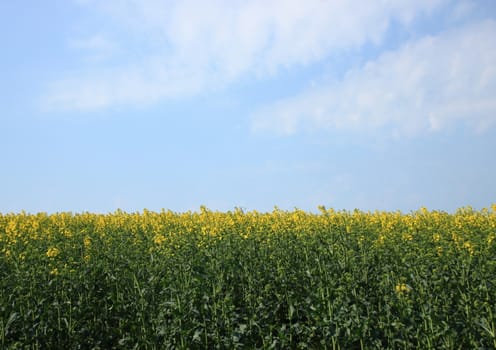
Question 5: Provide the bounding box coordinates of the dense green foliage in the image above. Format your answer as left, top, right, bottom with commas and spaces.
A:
1, 206, 496, 349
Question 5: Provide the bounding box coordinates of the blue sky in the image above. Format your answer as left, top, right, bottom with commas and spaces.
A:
1, 0, 496, 213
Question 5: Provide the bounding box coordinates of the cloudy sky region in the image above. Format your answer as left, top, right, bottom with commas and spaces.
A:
1, 0, 495, 213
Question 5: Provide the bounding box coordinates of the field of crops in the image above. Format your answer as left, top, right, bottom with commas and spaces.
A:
1, 206, 495, 349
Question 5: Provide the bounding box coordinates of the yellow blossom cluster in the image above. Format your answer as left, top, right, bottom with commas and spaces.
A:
46, 247, 60, 258
395, 283, 411, 294
0, 205, 494, 278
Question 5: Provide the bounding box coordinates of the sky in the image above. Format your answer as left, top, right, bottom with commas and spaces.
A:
1, 0, 496, 214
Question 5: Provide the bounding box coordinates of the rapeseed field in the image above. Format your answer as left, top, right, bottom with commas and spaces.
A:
1, 206, 495, 349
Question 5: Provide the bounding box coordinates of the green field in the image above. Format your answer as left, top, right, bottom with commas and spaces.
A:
1, 206, 495, 349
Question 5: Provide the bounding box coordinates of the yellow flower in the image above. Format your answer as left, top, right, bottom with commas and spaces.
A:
395, 283, 411, 294
84, 236, 91, 247
436, 246, 443, 256
463, 241, 474, 256
432, 233, 441, 242
46, 247, 60, 258
402, 233, 413, 241
50, 268, 59, 275
376, 234, 385, 245
487, 234, 495, 246
153, 234, 166, 245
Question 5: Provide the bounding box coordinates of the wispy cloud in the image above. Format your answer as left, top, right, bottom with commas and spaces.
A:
41, 58, 210, 111
41, 0, 446, 111
252, 20, 496, 137
68, 34, 119, 62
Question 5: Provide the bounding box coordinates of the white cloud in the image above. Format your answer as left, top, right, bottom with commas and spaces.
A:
68, 34, 118, 62
69, 34, 115, 52
41, 58, 210, 111
41, 0, 446, 111
252, 20, 496, 136
450, 0, 476, 21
